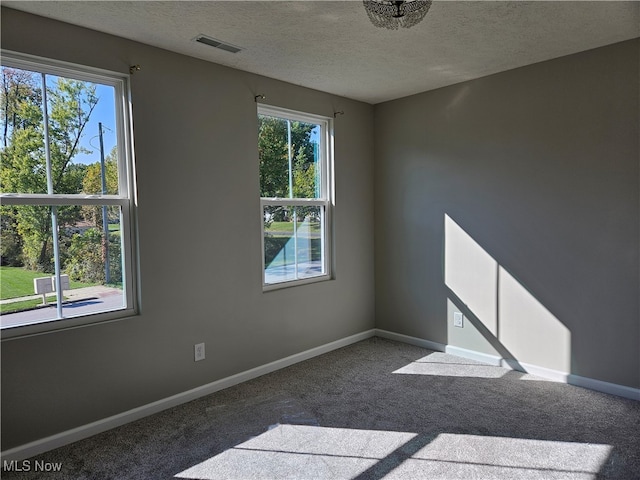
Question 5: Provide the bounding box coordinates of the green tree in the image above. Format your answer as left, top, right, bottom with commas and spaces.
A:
258, 116, 317, 198
82, 145, 118, 227
259, 116, 287, 199
0, 212, 23, 266
65, 227, 121, 284
0, 68, 97, 271
1, 67, 40, 149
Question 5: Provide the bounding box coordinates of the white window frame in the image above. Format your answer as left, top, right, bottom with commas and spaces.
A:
258, 105, 333, 290
0, 50, 138, 338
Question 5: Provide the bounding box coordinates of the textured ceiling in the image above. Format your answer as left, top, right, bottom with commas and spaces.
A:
4, 1, 639, 104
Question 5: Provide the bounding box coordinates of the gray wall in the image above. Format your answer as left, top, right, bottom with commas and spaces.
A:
375, 39, 639, 388
1, 8, 375, 449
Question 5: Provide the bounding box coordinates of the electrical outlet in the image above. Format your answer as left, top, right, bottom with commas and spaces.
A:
194, 343, 205, 362
453, 312, 464, 328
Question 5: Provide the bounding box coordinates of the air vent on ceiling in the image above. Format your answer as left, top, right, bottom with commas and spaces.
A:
193, 34, 243, 54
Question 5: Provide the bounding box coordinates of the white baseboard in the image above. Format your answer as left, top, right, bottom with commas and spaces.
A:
567, 374, 640, 400
500, 358, 571, 383
445, 345, 502, 366
375, 329, 640, 402
375, 329, 445, 352
1, 329, 376, 462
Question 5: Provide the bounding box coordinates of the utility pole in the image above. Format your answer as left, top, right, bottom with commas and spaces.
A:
99, 122, 110, 284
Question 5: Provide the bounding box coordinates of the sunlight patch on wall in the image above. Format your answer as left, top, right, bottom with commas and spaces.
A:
444, 215, 497, 335
499, 266, 571, 372
444, 214, 571, 374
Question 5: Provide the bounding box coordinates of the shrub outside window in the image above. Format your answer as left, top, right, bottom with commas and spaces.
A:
0, 51, 137, 335
258, 105, 332, 289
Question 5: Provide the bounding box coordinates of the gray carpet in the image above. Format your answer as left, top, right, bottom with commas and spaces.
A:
2, 337, 639, 479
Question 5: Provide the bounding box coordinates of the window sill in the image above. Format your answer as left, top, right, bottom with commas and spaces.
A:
0, 308, 138, 341
263, 274, 332, 292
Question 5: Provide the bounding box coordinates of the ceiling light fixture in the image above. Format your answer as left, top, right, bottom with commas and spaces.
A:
363, 0, 432, 29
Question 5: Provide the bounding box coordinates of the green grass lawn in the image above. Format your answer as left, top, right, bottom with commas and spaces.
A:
0, 296, 56, 314
266, 221, 320, 234
0, 266, 96, 300
264, 222, 320, 237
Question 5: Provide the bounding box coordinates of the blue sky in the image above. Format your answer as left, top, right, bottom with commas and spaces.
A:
72, 83, 118, 166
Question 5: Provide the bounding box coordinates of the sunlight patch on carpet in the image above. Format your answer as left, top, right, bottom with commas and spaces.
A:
175, 424, 416, 480
393, 353, 508, 379
385, 433, 613, 480
175, 425, 612, 480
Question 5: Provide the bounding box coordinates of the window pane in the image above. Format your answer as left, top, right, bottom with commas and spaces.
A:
0, 204, 126, 329
61, 79, 120, 196
258, 115, 289, 198
263, 205, 324, 285
258, 114, 321, 199
0, 66, 120, 196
